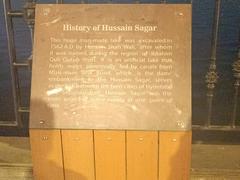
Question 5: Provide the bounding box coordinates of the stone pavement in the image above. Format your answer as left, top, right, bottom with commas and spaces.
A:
0, 137, 240, 180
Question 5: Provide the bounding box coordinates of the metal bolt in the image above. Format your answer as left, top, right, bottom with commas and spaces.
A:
39, 120, 45, 124
74, 137, 80, 141
42, 136, 48, 141
107, 137, 112, 141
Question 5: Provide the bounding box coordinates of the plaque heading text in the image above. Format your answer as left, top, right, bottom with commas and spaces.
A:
63, 24, 158, 33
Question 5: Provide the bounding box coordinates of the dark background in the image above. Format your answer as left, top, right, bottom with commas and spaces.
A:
0, 0, 240, 143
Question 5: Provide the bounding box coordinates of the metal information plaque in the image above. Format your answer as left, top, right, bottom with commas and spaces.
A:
30, 4, 191, 130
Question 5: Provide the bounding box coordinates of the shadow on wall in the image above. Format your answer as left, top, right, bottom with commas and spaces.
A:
163, 132, 191, 180
30, 99, 88, 180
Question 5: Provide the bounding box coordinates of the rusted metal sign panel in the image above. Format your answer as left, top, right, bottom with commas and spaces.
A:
30, 4, 191, 130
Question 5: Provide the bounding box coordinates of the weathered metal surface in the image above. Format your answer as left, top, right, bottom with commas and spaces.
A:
30, 4, 191, 130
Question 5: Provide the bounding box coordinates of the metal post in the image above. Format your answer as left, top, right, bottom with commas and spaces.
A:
231, 32, 240, 128
205, 0, 221, 127
23, 0, 36, 70
56, 0, 64, 3
2, 0, 22, 127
